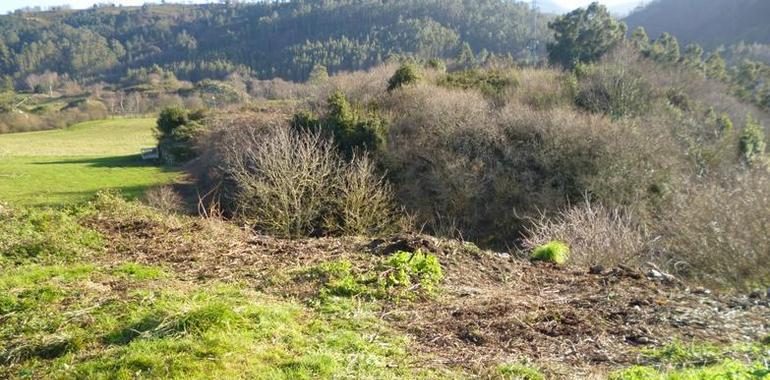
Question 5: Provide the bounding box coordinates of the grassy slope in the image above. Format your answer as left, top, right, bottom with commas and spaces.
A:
0, 197, 462, 379
0, 118, 179, 206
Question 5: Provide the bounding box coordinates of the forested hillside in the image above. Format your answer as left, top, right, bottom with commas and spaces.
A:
0, 1, 550, 84
624, 0, 770, 49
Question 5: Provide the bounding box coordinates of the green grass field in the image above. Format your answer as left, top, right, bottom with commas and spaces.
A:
0, 118, 180, 206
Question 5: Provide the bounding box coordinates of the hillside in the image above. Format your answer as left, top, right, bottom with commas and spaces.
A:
1, 194, 768, 378
624, 0, 770, 49
1, 2, 769, 378
0, 1, 551, 83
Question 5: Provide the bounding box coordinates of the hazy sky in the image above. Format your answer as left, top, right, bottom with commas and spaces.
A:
1, 0, 637, 14
1, 1, 182, 13
552, 0, 635, 7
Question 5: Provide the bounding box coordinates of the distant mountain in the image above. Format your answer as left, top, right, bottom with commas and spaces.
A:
536, 0, 567, 15
609, 1, 646, 17
538, 1, 645, 16
624, 0, 770, 49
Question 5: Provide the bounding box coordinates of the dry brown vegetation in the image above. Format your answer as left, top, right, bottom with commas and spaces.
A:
190, 46, 770, 291
83, 196, 770, 377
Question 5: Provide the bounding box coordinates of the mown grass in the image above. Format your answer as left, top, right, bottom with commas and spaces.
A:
0, 118, 179, 206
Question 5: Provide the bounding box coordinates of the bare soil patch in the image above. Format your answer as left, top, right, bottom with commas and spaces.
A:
85, 213, 770, 376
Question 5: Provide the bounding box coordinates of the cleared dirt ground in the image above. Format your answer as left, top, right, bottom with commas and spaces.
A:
86, 209, 770, 377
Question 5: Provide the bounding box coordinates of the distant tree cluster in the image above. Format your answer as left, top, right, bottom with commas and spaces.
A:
544, 1, 770, 113
630, 26, 770, 112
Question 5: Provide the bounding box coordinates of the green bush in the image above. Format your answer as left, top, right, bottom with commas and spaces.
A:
387, 63, 422, 92
156, 106, 207, 163
531, 241, 570, 265
291, 91, 387, 155
377, 250, 443, 297
739, 116, 766, 165
717, 113, 734, 135
438, 69, 518, 102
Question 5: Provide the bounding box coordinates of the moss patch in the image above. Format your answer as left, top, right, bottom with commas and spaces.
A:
530, 241, 570, 265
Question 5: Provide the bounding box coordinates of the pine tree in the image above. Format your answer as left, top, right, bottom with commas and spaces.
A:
630, 26, 649, 52
682, 43, 704, 69
739, 116, 766, 165
650, 33, 680, 63
704, 52, 727, 80
308, 64, 329, 84
546, 2, 626, 68
457, 42, 475, 68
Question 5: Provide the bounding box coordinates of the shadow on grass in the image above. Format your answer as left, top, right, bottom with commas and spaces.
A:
27, 185, 174, 208
32, 155, 175, 171
103, 314, 166, 345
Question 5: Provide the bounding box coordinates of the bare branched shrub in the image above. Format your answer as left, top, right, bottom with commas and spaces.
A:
575, 62, 655, 119
511, 68, 574, 110
658, 171, 770, 289
216, 121, 396, 238
523, 202, 654, 267
143, 186, 185, 213
222, 125, 338, 237
325, 155, 397, 235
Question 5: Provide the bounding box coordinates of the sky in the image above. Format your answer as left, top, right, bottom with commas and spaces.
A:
0, 0, 194, 13
551, 0, 635, 7
0, 0, 639, 14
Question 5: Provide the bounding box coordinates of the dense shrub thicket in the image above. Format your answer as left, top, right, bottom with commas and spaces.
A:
192, 41, 770, 290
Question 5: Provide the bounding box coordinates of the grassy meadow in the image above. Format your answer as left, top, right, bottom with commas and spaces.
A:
0, 118, 180, 206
